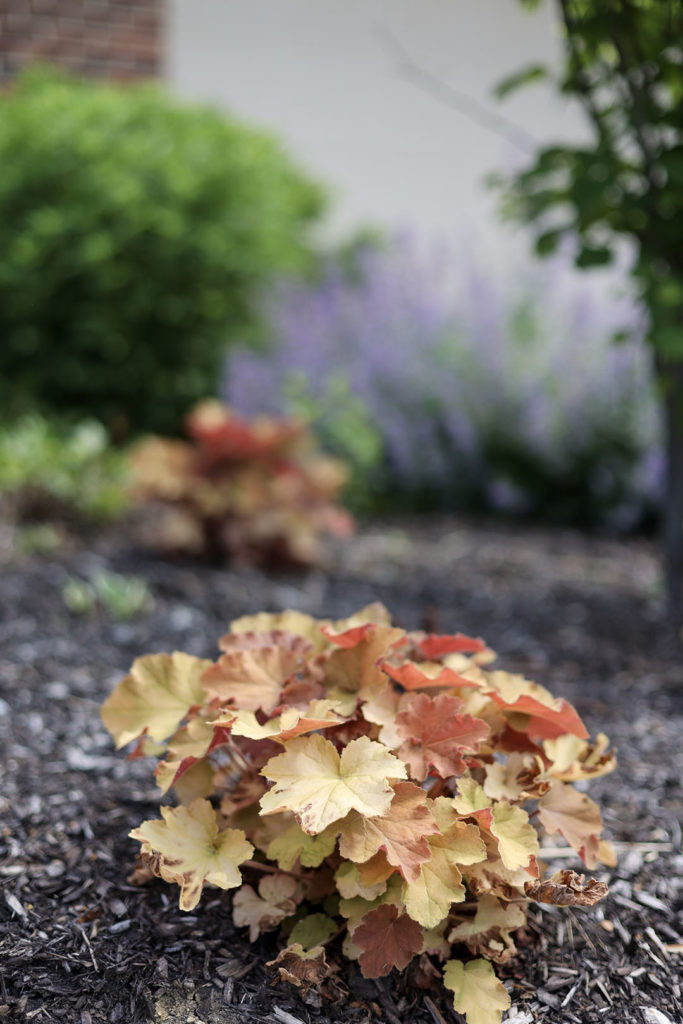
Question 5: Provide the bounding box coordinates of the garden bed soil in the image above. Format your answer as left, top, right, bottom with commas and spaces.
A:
0, 516, 682, 1024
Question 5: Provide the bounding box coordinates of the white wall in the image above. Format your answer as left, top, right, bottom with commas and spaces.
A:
166, 0, 588, 256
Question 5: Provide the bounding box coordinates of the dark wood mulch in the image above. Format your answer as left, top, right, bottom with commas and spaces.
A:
0, 517, 681, 1024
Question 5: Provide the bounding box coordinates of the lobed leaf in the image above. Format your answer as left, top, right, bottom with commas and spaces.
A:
402, 800, 486, 928
202, 642, 309, 714
487, 802, 540, 871
288, 912, 338, 951
336, 782, 439, 883
260, 734, 407, 833
538, 780, 603, 868
101, 652, 212, 748
129, 799, 253, 911
383, 660, 479, 692
354, 903, 423, 978
395, 692, 490, 779
267, 821, 337, 871
443, 958, 511, 1024
232, 873, 300, 940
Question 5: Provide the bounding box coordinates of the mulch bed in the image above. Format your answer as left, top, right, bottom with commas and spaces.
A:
1, 516, 681, 1024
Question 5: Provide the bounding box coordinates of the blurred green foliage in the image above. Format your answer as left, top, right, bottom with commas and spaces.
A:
498, 1, 683, 358
62, 570, 154, 620
0, 414, 129, 523
282, 371, 384, 512
498, 0, 683, 611
0, 67, 325, 435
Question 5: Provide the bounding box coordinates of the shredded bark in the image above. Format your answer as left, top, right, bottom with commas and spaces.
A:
0, 516, 681, 1023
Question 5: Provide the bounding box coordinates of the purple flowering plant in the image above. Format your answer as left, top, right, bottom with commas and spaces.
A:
225, 235, 661, 526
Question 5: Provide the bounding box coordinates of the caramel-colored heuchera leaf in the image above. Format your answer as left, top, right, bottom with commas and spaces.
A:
483, 752, 549, 802
104, 603, 613, 1014
453, 778, 493, 815
129, 799, 253, 911
228, 610, 329, 652
483, 671, 588, 739
202, 639, 310, 713
154, 717, 227, 798
336, 782, 439, 882
131, 403, 352, 567
232, 873, 300, 940
525, 869, 609, 906
543, 733, 616, 782
260, 734, 407, 833
354, 903, 423, 978
323, 623, 404, 694
538, 780, 603, 868
215, 699, 348, 744
395, 692, 490, 779
101, 652, 212, 748
449, 892, 527, 963
443, 958, 512, 1024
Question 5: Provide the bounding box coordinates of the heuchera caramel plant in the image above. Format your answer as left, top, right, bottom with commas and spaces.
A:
130, 400, 353, 566
102, 604, 615, 1024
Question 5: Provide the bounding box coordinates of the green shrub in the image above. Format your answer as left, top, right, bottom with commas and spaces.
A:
0, 67, 325, 435
0, 414, 129, 524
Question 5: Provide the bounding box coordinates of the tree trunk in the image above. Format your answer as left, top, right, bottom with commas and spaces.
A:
658, 357, 683, 622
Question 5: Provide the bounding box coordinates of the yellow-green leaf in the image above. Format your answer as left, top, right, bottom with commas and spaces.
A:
449, 892, 526, 943
402, 799, 486, 928
260, 734, 407, 834
443, 958, 511, 1024
129, 798, 253, 911
288, 913, 337, 951
101, 652, 212, 748
454, 778, 492, 815
267, 822, 337, 870
335, 861, 388, 901
489, 802, 539, 871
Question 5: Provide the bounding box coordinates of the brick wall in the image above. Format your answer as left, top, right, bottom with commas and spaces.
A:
0, 0, 164, 82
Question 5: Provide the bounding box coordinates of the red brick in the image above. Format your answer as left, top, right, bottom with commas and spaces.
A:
30, 0, 62, 13
1, 0, 164, 80
6, 12, 34, 32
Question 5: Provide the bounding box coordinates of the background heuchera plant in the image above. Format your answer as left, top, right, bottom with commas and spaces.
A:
130, 400, 352, 566
102, 604, 615, 1024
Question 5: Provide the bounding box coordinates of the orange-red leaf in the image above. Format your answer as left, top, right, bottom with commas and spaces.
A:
324, 624, 405, 694
383, 662, 480, 692
483, 672, 588, 740
354, 903, 423, 977
418, 634, 487, 659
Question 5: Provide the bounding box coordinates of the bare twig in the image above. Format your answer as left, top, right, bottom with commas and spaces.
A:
374, 23, 538, 154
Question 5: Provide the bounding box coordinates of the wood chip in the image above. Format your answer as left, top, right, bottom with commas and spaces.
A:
272, 1007, 305, 1024
4, 891, 27, 918
640, 1009, 675, 1024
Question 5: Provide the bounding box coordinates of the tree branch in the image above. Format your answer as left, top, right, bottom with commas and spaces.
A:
607, 0, 662, 194
374, 23, 539, 155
